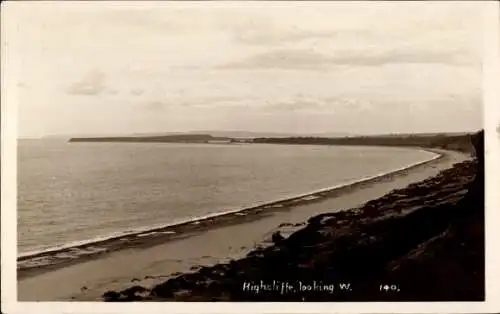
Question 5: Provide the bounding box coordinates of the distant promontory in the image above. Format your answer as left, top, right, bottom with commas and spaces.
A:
69, 134, 234, 144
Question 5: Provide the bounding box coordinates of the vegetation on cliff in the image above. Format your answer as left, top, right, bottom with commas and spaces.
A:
252, 132, 477, 154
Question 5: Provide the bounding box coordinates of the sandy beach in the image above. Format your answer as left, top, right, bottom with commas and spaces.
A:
17, 148, 470, 301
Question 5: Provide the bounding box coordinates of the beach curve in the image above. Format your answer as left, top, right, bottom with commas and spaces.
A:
18, 147, 441, 268
17, 147, 469, 301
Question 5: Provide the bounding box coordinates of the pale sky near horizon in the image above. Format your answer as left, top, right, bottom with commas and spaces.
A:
5, 2, 484, 138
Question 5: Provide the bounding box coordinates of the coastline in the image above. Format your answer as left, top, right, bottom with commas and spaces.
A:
18, 147, 470, 301
18, 147, 441, 275
106, 146, 483, 301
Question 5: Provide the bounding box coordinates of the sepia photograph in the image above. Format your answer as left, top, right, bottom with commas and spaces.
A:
2, 1, 500, 313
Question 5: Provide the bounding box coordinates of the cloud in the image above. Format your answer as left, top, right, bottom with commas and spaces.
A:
262, 95, 374, 114
143, 101, 168, 111
232, 27, 370, 46
260, 93, 327, 113
189, 96, 250, 107
341, 49, 475, 66
220, 48, 475, 71
264, 100, 326, 113
137, 96, 247, 112
17, 82, 29, 88
131, 88, 144, 96
67, 70, 107, 95
220, 50, 330, 70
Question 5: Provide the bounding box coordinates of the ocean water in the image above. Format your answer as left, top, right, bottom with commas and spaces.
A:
18, 140, 437, 256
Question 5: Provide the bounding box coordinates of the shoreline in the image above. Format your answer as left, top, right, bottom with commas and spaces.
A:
105, 147, 482, 301
18, 147, 442, 277
17, 148, 470, 301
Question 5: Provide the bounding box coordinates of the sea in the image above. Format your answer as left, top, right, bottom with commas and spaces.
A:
18, 139, 437, 257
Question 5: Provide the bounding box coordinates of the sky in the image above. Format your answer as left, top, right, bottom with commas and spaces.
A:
5, 1, 484, 138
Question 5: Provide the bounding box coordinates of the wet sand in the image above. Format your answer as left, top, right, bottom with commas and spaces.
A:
18, 149, 469, 301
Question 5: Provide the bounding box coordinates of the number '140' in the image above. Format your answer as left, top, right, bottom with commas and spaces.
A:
379, 284, 400, 292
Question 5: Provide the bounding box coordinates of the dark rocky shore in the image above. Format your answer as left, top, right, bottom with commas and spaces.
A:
103, 132, 484, 302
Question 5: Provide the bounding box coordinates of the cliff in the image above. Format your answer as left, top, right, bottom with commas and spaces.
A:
253, 133, 476, 154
